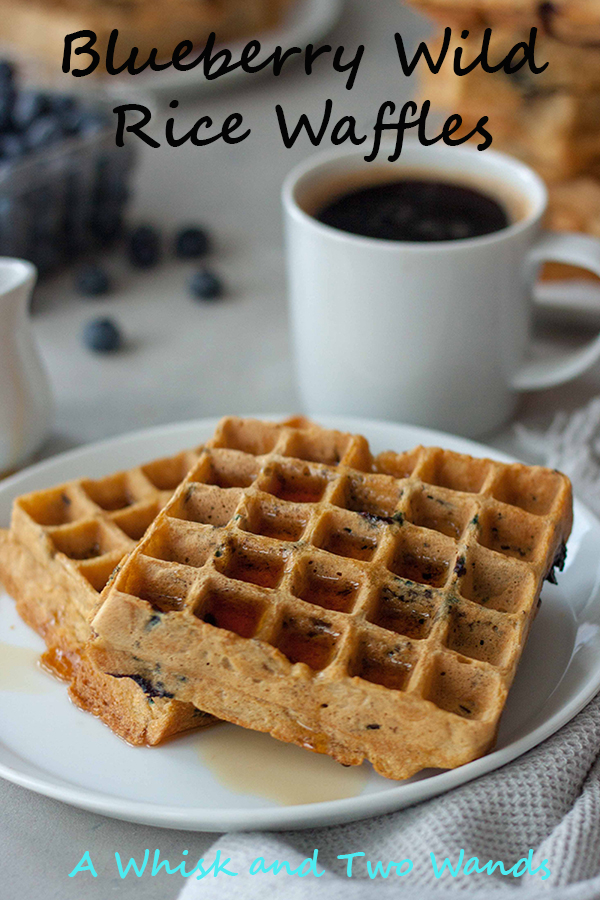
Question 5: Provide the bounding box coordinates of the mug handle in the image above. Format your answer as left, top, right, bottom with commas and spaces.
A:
512, 231, 600, 390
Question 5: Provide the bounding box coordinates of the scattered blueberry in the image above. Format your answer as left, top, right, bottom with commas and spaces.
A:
33, 240, 62, 275
91, 204, 124, 245
175, 226, 210, 260
83, 317, 122, 353
190, 268, 223, 300
75, 264, 111, 297
128, 225, 161, 268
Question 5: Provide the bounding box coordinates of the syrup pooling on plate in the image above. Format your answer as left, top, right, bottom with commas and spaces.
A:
197, 725, 369, 806
0, 641, 53, 693
40, 646, 76, 681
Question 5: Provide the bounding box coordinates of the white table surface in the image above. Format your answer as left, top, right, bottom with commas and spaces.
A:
3, 1, 600, 897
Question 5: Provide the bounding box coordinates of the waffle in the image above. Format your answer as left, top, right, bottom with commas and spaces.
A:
89, 417, 572, 780
544, 177, 600, 282
405, 0, 600, 40
0, 447, 219, 745
419, 28, 600, 183
0, 0, 294, 74
421, 23, 600, 94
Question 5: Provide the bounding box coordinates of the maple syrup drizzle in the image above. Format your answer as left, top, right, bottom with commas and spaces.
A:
0, 641, 53, 693
197, 725, 369, 805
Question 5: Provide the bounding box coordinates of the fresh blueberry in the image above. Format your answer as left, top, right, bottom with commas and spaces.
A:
25, 115, 64, 151
0, 87, 15, 132
0, 61, 15, 86
175, 226, 210, 259
190, 268, 223, 300
128, 225, 161, 268
83, 317, 122, 352
0, 197, 16, 253
33, 240, 62, 274
48, 97, 88, 136
0, 132, 24, 160
60, 110, 86, 136
12, 91, 51, 131
91, 204, 124, 244
77, 111, 108, 136
96, 156, 129, 203
49, 94, 78, 118
0, 60, 15, 128
75, 264, 111, 297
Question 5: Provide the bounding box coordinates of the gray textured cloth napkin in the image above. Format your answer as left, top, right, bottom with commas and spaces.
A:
179, 402, 600, 900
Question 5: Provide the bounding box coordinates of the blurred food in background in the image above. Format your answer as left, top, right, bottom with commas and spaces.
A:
418, 28, 600, 183
403, 0, 600, 43
0, 62, 135, 273
0, 0, 295, 74
404, 0, 600, 278
0, 1, 299, 275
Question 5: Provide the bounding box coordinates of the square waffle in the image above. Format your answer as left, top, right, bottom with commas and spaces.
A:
0, 447, 218, 745
89, 417, 572, 779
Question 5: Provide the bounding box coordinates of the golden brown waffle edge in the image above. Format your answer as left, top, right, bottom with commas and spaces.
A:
0, 447, 214, 744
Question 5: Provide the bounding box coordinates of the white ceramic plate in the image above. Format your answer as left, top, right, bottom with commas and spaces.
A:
1, 416, 599, 832
108, 0, 345, 98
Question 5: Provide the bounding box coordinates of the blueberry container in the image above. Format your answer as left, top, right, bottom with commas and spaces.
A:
0, 98, 136, 274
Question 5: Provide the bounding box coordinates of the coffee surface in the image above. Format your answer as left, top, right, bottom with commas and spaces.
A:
316, 179, 509, 242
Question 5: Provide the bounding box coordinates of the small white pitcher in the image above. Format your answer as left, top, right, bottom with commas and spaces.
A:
0, 258, 52, 473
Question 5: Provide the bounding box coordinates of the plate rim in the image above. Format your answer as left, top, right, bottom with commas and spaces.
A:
1, 413, 599, 832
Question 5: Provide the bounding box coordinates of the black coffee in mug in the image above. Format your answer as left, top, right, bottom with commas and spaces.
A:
315, 179, 509, 242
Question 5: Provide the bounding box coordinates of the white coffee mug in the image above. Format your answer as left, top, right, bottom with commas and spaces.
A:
282, 141, 600, 437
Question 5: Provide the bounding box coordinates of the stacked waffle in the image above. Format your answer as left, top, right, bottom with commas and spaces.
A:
406, 0, 600, 240
0, 418, 572, 778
